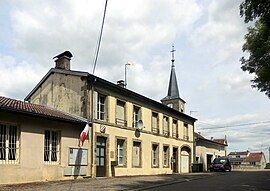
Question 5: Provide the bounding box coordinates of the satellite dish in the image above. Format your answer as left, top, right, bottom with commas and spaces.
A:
136, 120, 144, 130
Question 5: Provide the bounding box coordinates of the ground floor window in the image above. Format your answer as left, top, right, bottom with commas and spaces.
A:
44, 130, 60, 164
152, 144, 159, 167
132, 141, 141, 167
116, 139, 126, 166
0, 124, 19, 164
163, 145, 169, 167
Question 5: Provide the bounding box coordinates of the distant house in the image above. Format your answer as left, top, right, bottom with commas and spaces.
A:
194, 132, 228, 171
0, 96, 88, 184
242, 152, 266, 169
228, 151, 249, 166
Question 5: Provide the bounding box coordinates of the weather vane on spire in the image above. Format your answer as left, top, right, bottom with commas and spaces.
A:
171, 44, 176, 67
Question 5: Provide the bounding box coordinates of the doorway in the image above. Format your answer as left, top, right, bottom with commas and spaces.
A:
206, 154, 213, 171
172, 147, 178, 173
96, 136, 107, 177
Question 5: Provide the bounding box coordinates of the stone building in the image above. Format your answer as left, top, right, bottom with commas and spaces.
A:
0, 96, 88, 184
24, 50, 196, 178
194, 132, 227, 171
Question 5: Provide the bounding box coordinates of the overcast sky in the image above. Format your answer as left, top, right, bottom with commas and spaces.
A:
0, 0, 269, 161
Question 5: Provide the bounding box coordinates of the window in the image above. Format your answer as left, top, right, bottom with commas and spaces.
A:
172, 119, 178, 138
117, 139, 126, 166
152, 144, 159, 167
44, 130, 60, 164
163, 146, 169, 167
167, 103, 173, 108
163, 116, 169, 136
97, 93, 106, 121
184, 123, 189, 141
116, 100, 126, 126
151, 112, 159, 134
133, 106, 141, 128
0, 124, 19, 164
132, 141, 141, 167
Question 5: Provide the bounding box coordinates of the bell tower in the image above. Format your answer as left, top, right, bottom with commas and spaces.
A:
161, 45, 185, 112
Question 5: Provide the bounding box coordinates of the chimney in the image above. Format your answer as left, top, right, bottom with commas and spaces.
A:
117, 80, 125, 88
53, 51, 73, 70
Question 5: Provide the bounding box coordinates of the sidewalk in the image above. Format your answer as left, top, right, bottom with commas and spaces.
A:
0, 173, 214, 191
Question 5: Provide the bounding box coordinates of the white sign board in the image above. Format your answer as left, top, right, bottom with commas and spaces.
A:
69, 148, 88, 166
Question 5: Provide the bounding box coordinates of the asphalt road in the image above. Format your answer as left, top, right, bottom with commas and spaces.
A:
145, 171, 270, 191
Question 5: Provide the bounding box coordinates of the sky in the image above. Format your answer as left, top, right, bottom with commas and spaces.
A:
0, 0, 269, 161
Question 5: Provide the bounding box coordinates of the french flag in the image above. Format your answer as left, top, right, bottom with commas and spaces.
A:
80, 123, 90, 145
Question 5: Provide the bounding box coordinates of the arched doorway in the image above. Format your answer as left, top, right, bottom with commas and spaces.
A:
180, 146, 191, 173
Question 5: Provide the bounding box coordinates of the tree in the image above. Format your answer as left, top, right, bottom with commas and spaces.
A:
240, 0, 270, 98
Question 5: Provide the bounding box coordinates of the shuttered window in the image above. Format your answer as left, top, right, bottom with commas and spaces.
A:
116, 100, 126, 126
0, 124, 20, 164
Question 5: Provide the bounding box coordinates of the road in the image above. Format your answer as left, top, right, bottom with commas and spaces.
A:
0, 171, 269, 191
146, 171, 270, 191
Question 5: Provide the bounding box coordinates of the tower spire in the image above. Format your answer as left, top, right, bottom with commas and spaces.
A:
171, 44, 176, 67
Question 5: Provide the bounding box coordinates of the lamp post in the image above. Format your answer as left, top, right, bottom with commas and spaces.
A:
124, 62, 133, 88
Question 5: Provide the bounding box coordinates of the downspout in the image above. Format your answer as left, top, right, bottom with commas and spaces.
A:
90, 77, 97, 178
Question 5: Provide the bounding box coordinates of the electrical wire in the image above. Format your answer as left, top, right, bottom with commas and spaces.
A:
92, 0, 108, 74
197, 120, 270, 130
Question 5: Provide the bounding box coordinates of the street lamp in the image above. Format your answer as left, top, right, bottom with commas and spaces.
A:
124, 62, 133, 88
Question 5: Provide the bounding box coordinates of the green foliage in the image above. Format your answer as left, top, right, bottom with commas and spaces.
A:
265, 163, 270, 169
240, 0, 270, 98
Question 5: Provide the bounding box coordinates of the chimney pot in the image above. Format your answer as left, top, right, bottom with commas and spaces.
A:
117, 80, 125, 88
53, 51, 73, 70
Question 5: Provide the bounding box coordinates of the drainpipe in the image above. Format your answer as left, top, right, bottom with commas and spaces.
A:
90, 77, 97, 178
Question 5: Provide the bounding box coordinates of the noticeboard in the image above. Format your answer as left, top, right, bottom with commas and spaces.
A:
68, 148, 88, 166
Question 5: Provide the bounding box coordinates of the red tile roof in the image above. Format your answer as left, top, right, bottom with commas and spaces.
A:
0, 96, 87, 124
213, 139, 227, 145
195, 132, 227, 146
244, 152, 264, 163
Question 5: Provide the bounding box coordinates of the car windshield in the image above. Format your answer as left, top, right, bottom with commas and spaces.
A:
213, 158, 227, 164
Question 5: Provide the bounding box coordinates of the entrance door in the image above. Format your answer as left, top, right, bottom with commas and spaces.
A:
172, 147, 178, 173
206, 154, 213, 171
181, 155, 189, 173
96, 136, 106, 177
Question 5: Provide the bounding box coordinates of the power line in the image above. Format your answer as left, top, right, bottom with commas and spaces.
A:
92, 0, 108, 74
197, 120, 270, 130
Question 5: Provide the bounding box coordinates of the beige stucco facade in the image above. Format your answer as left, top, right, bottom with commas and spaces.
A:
24, 65, 196, 178
195, 139, 227, 171
0, 111, 89, 184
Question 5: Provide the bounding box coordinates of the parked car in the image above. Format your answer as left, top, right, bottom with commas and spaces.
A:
209, 157, 231, 172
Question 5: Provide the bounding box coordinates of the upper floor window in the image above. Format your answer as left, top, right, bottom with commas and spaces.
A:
172, 119, 178, 138
163, 116, 169, 136
184, 123, 189, 141
151, 112, 159, 134
0, 124, 19, 164
97, 93, 106, 121
133, 106, 141, 128
44, 130, 60, 164
116, 100, 126, 126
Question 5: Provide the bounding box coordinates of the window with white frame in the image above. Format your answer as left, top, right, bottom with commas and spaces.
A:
172, 119, 178, 138
184, 123, 189, 140
116, 100, 126, 126
151, 112, 159, 134
0, 124, 19, 164
133, 106, 141, 128
152, 144, 159, 167
117, 139, 126, 166
163, 116, 169, 136
97, 93, 106, 121
163, 146, 169, 167
44, 130, 60, 164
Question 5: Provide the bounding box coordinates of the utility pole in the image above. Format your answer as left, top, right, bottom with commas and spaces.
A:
269, 147, 270, 163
